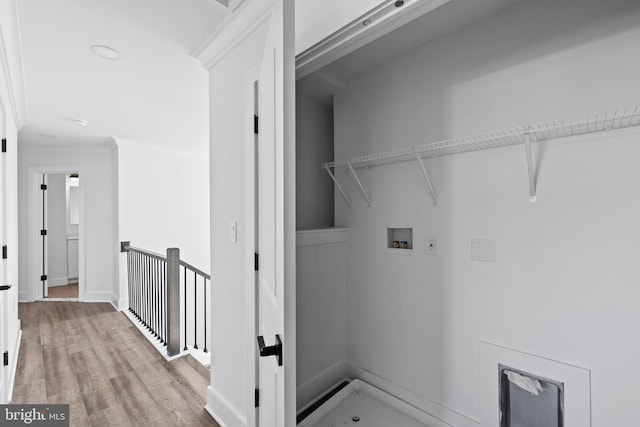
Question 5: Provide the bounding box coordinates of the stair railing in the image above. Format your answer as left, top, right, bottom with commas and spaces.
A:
120, 242, 210, 357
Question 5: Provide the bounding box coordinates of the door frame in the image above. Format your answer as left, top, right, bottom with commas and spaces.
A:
27, 165, 86, 302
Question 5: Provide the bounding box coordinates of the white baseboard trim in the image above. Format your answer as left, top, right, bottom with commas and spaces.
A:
206, 385, 247, 427
348, 364, 481, 427
81, 291, 114, 303
7, 328, 22, 403
18, 292, 30, 302
297, 359, 348, 409
116, 297, 128, 312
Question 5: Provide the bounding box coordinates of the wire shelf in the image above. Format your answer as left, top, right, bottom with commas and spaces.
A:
322, 105, 640, 170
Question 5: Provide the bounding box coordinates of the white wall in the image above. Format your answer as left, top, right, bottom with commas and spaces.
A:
206, 16, 269, 427
296, 229, 348, 409
296, 94, 334, 229
45, 174, 68, 286
333, 0, 640, 425
18, 144, 119, 305
116, 139, 210, 271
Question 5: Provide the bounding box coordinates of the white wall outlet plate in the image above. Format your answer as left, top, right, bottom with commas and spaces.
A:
425, 235, 438, 256
471, 238, 497, 262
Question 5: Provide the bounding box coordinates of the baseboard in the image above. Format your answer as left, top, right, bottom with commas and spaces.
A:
348, 364, 481, 427
18, 292, 30, 302
206, 385, 247, 427
7, 328, 22, 403
81, 291, 114, 303
116, 297, 128, 312
297, 359, 348, 409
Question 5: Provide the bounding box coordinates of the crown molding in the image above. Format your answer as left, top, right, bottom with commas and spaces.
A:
0, 0, 28, 129
192, 0, 273, 70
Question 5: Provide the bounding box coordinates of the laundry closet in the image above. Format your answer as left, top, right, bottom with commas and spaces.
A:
294, 0, 640, 425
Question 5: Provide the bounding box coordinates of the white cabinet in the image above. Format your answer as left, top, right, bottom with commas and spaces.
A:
67, 238, 79, 280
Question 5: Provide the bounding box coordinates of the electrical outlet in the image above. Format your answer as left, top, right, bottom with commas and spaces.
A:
425, 236, 438, 256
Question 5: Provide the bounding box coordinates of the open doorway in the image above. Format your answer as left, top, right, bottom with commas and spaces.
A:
28, 166, 85, 302
42, 173, 80, 299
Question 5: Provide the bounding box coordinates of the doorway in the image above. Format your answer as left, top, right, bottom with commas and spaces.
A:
42, 173, 80, 299
28, 166, 85, 302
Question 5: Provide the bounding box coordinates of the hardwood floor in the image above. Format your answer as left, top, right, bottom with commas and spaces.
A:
11, 302, 220, 427
47, 283, 79, 298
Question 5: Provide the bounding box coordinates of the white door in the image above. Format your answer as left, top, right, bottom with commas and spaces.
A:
0, 134, 6, 403
36, 174, 48, 298
0, 114, 9, 403
256, 0, 295, 425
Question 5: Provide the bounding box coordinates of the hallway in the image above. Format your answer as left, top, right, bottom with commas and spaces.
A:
11, 302, 219, 427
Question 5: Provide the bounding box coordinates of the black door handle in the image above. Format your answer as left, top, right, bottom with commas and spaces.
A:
257, 334, 283, 366
0, 284, 11, 291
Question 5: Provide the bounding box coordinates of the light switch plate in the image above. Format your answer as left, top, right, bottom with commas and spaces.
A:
471, 239, 497, 262
230, 221, 237, 243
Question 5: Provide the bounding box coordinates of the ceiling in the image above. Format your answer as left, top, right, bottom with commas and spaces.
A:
297, 0, 522, 105
17, 0, 226, 151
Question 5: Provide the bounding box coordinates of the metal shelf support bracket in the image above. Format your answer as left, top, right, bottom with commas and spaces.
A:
347, 162, 372, 207
414, 152, 438, 205
524, 129, 537, 202
323, 165, 351, 207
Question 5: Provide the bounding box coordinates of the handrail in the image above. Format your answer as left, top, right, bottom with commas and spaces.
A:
179, 260, 211, 280
121, 241, 210, 357
123, 244, 167, 262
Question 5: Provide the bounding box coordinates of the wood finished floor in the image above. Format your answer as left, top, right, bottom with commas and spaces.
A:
47, 283, 79, 298
12, 302, 220, 427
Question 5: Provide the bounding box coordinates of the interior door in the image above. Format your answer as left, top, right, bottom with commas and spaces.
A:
0, 127, 6, 403
37, 174, 48, 298
256, 0, 295, 425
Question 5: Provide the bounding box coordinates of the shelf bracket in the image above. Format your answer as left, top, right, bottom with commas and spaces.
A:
347, 162, 372, 207
524, 130, 537, 202
323, 165, 351, 207
414, 152, 438, 205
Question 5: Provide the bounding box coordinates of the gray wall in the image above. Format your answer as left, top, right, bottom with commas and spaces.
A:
296, 93, 334, 229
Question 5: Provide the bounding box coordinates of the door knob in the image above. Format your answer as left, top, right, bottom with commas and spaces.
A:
257, 334, 283, 366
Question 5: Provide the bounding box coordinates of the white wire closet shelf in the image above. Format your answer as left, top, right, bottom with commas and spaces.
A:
322, 105, 640, 206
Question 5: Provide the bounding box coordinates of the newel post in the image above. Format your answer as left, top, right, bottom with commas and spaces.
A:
166, 248, 181, 356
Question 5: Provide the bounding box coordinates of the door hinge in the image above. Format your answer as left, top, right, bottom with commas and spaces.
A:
41, 274, 47, 281
3, 351, 8, 366
2, 245, 6, 259
255, 388, 259, 407
254, 115, 259, 134
41, 184, 47, 190
41, 229, 47, 236
1, 138, 6, 153
254, 253, 259, 271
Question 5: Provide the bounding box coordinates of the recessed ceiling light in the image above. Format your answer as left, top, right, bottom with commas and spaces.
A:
71, 118, 89, 127
90, 45, 120, 60
363, 19, 372, 26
